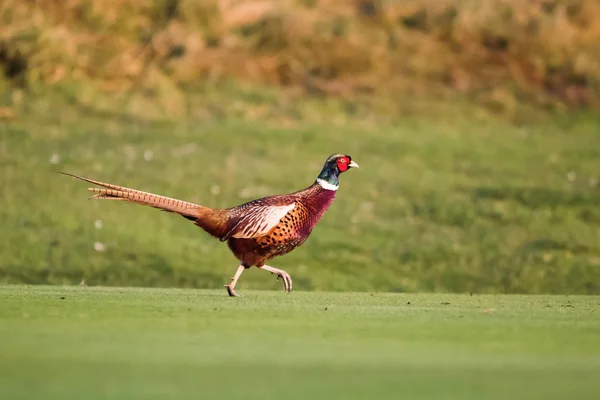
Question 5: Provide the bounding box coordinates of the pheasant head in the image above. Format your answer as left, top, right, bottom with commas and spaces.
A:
316, 153, 359, 191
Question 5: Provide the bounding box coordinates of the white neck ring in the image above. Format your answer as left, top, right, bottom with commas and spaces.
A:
317, 178, 339, 191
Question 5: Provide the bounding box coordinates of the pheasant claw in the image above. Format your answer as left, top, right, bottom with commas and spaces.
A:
277, 271, 292, 293
224, 284, 240, 297
259, 265, 292, 294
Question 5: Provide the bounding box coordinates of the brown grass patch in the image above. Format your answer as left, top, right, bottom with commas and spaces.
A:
1, 0, 599, 111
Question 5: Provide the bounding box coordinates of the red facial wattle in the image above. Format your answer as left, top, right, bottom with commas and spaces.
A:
337, 157, 350, 172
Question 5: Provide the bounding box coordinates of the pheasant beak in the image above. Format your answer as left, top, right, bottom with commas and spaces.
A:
348, 160, 360, 169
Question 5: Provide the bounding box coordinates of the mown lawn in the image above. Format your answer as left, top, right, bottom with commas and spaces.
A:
0, 285, 599, 399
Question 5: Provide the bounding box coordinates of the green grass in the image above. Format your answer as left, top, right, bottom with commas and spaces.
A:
1, 89, 600, 293
1, 285, 599, 399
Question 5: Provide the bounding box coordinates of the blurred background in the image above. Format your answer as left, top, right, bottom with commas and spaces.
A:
1, 0, 599, 294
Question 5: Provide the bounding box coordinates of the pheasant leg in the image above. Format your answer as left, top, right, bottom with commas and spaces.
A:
224, 264, 246, 297
259, 265, 292, 293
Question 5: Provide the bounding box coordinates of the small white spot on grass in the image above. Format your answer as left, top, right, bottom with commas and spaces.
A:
49, 153, 60, 164
567, 171, 576, 182
94, 220, 103, 229
143, 149, 154, 161
94, 242, 106, 252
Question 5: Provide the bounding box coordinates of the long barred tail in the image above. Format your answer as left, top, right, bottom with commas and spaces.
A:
60, 172, 204, 220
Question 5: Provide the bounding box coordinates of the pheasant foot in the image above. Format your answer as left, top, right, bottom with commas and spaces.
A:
224, 264, 246, 297
224, 284, 239, 297
259, 265, 292, 293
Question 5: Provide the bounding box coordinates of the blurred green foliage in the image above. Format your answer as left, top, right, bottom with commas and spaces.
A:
1, 89, 599, 294
1, 1, 599, 294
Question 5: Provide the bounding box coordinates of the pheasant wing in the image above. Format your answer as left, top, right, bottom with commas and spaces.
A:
221, 202, 295, 241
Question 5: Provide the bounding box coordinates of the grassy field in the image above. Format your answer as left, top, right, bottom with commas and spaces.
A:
0, 89, 599, 293
1, 88, 600, 293
0, 285, 599, 399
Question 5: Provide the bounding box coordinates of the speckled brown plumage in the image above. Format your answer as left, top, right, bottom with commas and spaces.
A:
61, 153, 359, 296
222, 183, 336, 268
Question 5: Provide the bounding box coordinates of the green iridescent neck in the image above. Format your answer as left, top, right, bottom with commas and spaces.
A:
316, 164, 339, 190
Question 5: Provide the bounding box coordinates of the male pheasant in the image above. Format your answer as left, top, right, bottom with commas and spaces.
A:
63, 154, 359, 296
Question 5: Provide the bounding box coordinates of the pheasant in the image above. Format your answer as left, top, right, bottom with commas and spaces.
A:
63, 154, 359, 296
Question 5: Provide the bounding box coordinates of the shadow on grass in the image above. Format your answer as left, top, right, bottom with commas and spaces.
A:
517, 238, 596, 255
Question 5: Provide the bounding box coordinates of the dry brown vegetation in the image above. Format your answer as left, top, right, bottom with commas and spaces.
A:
2, 0, 600, 112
